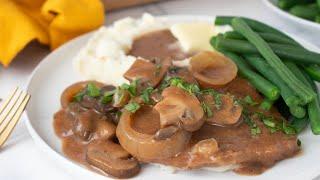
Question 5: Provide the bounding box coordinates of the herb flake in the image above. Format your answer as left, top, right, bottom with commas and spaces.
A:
87, 83, 101, 97
121, 79, 138, 96
201, 102, 213, 118
169, 77, 201, 95
125, 102, 141, 113
101, 90, 115, 104
73, 91, 86, 102
243, 112, 261, 136
140, 87, 154, 104
243, 95, 258, 106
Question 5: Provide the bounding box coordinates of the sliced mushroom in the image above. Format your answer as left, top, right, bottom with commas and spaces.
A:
154, 126, 179, 140
72, 110, 96, 140
91, 117, 116, 140
72, 109, 116, 141
60, 81, 104, 108
189, 51, 237, 88
53, 109, 75, 138
124, 58, 171, 87
86, 140, 140, 178
116, 105, 191, 161
203, 94, 243, 126
154, 87, 204, 132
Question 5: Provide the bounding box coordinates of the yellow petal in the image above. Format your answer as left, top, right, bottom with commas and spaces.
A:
42, 0, 104, 49
0, 0, 49, 67
13, 0, 45, 9
15, 0, 49, 31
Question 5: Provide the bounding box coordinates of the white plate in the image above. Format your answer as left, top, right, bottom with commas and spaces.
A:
262, 0, 320, 30
25, 15, 320, 180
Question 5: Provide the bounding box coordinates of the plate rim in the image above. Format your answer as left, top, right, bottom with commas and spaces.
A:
262, 0, 320, 29
24, 14, 320, 179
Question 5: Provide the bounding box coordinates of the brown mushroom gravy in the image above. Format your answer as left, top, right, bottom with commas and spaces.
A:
54, 29, 300, 178
129, 29, 190, 61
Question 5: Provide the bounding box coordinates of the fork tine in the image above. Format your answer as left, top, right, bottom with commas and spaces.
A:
0, 87, 18, 115
0, 93, 30, 147
0, 89, 23, 130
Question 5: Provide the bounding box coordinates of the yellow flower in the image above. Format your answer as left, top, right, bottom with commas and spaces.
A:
0, 0, 104, 67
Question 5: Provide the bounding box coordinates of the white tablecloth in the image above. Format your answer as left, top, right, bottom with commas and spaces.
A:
1, 0, 319, 179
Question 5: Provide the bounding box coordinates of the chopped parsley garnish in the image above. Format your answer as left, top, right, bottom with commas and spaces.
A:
201, 102, 213, 118
251, 127, 262, 136
243, 111, 261, 136
140, 87, 154, 104
186, 84, 201, 95
253, 111, 297, 135
100, 90, 115, 104
242, 95, 258, 106
201, 89, 222, 110
282, 121, 296, 135
73, 83, 101, 102
169, 77, 184, 86
168, 77, 201, 95
87, 83, 101, 97
262, 117, 276, 128
121, 79, 138, 96
201, 89, 217, 95
214, 94, 222, 110
233, 96, 241, 106
125, 102, 140, 113
73, 91, 86, 102
159, 76, 171, 90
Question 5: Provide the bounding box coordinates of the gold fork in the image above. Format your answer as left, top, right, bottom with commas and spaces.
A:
0, 88, 31, 148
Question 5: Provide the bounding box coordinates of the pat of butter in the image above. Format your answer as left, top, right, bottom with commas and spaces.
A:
170, 22, 217, 53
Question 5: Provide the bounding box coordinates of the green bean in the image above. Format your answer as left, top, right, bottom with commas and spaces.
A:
285, 62, 320, 134
289, 3, 319, 20
215, 16, 291, 39
231, 18, 316, 104
285, 61, 310, 83
212, 37, 320, 65
278, 0, 296, 9
302, 70, 320, 134
303, 64, 320, 81
290, 115, 309, 133
218, 50, 280, 100
223, 31, 299, 46
245, 55, 306, 117
244, 55, 302, 106
278, 0, 316, 9
289, 105, 307, 118
315, 15, 320, 23
215, 16, 306, 48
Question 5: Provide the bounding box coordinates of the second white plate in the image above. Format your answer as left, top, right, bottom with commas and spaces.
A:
262, 0, 320, 30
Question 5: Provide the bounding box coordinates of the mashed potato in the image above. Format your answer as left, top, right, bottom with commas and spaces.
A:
73, 13, 167, 86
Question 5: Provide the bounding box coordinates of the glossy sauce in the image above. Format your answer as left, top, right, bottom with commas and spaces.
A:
54, 30, 300, 177
144, 78, 299, 175
129, 29, 190, 61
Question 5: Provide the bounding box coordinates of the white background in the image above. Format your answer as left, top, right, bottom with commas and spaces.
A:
0, 0, 319, 179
